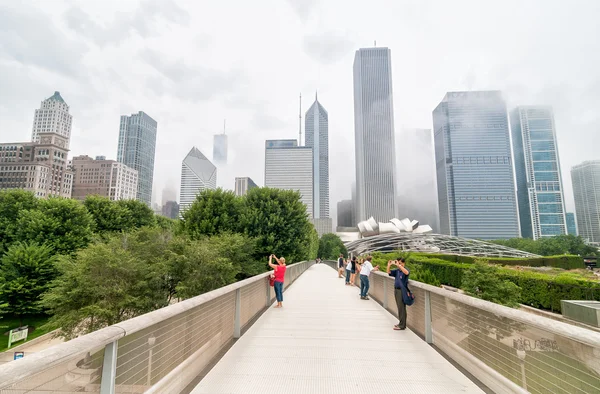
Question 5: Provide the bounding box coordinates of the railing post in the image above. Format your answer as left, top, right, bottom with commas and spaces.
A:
234, 288, 241, 338
425, 290, 433, 344
266, 278, 271, 307
383, 279, 388, 309
100, 340, 118, 394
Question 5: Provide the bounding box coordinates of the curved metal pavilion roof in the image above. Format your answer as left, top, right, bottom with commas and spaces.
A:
345, 232, 540, 258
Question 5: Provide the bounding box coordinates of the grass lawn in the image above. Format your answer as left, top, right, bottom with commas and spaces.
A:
0, 315, 52, 352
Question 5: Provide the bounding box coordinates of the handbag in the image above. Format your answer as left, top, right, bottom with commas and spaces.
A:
269, 274, 275, 287
403, 285, 415, 306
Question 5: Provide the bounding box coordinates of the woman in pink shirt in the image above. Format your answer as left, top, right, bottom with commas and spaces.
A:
268, 254, 287, 308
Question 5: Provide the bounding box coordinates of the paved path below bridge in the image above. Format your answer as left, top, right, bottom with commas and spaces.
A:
191, 263, 484, 394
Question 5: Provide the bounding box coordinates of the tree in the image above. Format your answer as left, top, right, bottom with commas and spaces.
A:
0, 243, 57, 325
0, 190, 38, 253
490, 235, 598, 257
241, 187, 313, 262
180, 189, 242, 238
317, 233, 348, 259
15, 198, 95, 255
84, 195, 133, 233
115, 199, 156, 229
204, 233, 262, 279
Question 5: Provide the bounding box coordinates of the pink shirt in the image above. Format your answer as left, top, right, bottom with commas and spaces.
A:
274, 265, 286, 282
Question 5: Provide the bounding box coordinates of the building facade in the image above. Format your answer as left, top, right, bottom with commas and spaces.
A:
0, 132, 73, 198
117, 111, 157, 206
213, 134, 228, 166
433, 91, 520, 240
305, 95, 330, 220
353, 47, 398, 222
179, 147, 217, 213
571, 160, 600, 244
162, 200, 180, 219
337, 199, 353, 229
566, 212, 578, 236
31, 92, 73, 148
311, 218, 332, 237
234, 176, 257, 196
264, 139, 313, 216
511, 107, 567, 239
70, 155, 138, 201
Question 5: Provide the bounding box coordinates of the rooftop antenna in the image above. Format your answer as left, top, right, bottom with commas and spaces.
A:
299, 93, 302, 146
374, 40, 376, 47
223, 119, 226, 135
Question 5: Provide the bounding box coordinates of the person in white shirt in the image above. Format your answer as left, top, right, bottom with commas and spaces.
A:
358, 256, 379, 300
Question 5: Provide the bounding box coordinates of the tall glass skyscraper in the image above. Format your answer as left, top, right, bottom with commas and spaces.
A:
566, 212, 578, 236
353, 47, 398, 222
511, 106, 566, 239
305, 94, 329, 219
571, 160, 600, 244
213, 134, 228, 165
433, 91, 520, 240
117, 111, 157, 206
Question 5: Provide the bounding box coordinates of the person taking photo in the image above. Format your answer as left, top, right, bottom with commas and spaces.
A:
387, 258, 410, 330
268, 254, 287, 308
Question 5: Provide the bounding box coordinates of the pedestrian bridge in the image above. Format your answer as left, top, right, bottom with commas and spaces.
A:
1, 261, 599, 393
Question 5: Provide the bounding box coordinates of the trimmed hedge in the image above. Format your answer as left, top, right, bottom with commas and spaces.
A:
371, 252, 600, 313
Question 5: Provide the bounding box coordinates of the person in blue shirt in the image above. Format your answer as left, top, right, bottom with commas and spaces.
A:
387, 258, 410, 330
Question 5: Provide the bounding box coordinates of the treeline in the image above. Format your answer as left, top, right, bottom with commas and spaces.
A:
489, 235, 598, 257
0, 187, 318, 338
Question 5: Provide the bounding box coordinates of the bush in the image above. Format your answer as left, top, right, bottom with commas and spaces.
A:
462, 262, 521, 307
486, 255, 584, 270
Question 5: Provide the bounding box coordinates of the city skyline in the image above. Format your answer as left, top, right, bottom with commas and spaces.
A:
1, 1, 600, 230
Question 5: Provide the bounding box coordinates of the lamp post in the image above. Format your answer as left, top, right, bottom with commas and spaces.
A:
516, 349, 527, 390
147, 336, 156, 387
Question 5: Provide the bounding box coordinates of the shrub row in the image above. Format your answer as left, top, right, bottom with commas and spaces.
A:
412, 253, 584, 270
413, 257, 600, 313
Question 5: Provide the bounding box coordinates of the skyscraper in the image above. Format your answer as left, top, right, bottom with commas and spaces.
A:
353, 47, 398, 222
571, 160, 600, 244
433, 91, 520, 240
566, 213, 578, 236
511, 106, 567, 239
71, 155, 138, 201
213, 134, 228, 165
234, 177, 257, 196
31, 91, 73, 148
117, 111, 157, 206
264, 139, 313, 216
305, 94, 329, 219
179, 147, 217, 213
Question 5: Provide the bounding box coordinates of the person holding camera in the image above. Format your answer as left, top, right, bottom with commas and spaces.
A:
268, 254, 287, 308
387, 258, 410, 330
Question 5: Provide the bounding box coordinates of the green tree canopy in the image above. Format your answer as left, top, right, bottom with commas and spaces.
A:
115, 199, 156, 229
15, 198, 95, 255
180, 188, 242, 237
317, 233, 348, 259
241, 187, 313, 262
0, 190, 38, 253
0, 242, 57, 324
491, 235, 597, 256
84, 195, 133, 233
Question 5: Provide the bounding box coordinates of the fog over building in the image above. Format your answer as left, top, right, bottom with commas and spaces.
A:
213, 133, 228, 166
433, 91, 520, 240
396, 128, 439, 232
353, 47, 398, 223
117, 111, 157, 206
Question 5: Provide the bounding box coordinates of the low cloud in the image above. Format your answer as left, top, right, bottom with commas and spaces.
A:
303, 32, 355, 65
286, 0, 318, 22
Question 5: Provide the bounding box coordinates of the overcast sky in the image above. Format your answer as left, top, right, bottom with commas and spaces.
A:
1, 0, 599, 226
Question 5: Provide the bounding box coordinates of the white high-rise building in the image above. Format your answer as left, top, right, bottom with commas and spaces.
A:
264, 139, 313, 216
305, 94, 329, 220
179, 147, 217, 213
571, 160, 600, 245
353, 47, 398, 222
31, 91, 73, 148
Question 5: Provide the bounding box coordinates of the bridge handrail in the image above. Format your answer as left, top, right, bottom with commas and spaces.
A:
0, 260, 313, 391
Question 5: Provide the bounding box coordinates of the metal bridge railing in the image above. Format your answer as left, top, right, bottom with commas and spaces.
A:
0, 261, 313, 394
323, 261, 600, 394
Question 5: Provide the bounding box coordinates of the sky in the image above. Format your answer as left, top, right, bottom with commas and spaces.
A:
1, 0, 599, 228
